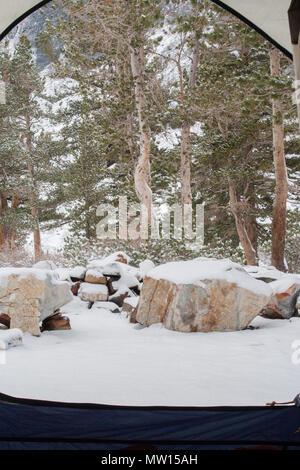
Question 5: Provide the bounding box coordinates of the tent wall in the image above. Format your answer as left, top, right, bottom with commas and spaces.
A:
0, 0, 294, 59
0, 0, 49, 40
0, 393, 300, 450
213, 0, 292, 58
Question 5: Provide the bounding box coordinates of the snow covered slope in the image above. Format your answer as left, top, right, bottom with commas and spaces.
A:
1, 297, 299, 406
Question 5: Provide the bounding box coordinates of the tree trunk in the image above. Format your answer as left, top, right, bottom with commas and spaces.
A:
26, 113, 42, 262
130, 45, 152, 235
180, 37, 200, 213
0, 191, 8, 249
126, 111, 136, 164
31, 200, 42, 262
181, 123, 192, 208
245, 182, 258, 258
8, 195, 20, 253
228, 180, 258, 266
270, 48, 288, 271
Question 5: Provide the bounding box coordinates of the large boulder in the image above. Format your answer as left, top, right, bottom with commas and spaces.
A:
136, 259, 272, 333
0, 268, 72, 336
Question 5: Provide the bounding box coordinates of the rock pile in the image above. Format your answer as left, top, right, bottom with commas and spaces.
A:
71, 252, 141, 310
3, 253, 297, 338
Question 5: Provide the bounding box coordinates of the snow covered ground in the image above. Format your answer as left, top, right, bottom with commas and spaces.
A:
1, 296, 300, 407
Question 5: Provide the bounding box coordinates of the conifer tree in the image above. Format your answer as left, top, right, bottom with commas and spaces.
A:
45, 0, 166, 233
189, 7, 296, 266
0, 36, 59, 260
9, 36, 45, 260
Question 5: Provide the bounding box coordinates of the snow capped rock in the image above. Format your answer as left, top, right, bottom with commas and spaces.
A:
0, 268, 72, 335
261, 276, 300, 319
122, 297, 139, 318
88, 252, 131, 272
87, 261, 121, 276
112, 267, 140, 291
85, 269, 107, 285
148, 258, 272, 297
136, 258, 271, 333
69, 266, 86, 280
79, 282, 108, 302
0, 328, 23, 350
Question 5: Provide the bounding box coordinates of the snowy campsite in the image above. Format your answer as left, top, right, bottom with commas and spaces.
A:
1, 253, 300, 406
0, 0, 300, 452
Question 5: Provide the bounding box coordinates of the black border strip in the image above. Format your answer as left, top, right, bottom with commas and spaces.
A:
0, 0, 293, 60
0, 391, 296, 412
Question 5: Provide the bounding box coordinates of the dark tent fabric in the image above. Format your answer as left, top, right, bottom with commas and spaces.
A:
0, 393, 300, 450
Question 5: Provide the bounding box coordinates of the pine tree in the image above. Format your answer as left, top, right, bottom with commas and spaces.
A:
0, 35, 61, 261
186, 8, 296, 266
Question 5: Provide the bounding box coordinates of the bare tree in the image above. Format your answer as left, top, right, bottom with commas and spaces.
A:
228, 178, 258, 266
56, 0, 157, 232
180, 36, 200, 212
270, 48, 288, 271
25, 113, 42, 262
130, 44, 153, 229
0, 191, 7, 250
